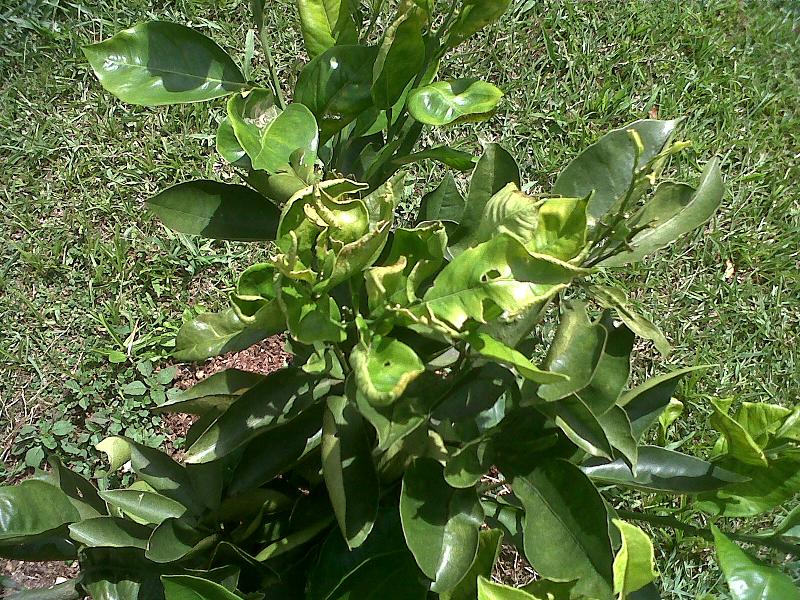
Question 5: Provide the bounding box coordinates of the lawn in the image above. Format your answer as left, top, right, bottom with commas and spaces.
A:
0, 0, 798, 596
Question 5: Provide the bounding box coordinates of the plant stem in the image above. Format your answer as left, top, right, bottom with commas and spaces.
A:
258, 23, 286, 109
615, 509, 800, 555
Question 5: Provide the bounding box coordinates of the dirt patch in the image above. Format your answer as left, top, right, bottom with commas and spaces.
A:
1, 559, 78, 595
173, 335, 291, 390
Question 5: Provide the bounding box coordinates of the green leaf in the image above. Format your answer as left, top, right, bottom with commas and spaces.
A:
589, 285, 671, 356
444, 437, 493, 489
462, 183, 539, 249
173, 306, 285, 361
185, 368, 329, 463
0, 480, 80, 540
147, 180, 280, 241
400, 458, 484, 593
528, 196, 588, 260
96, 436, 131, 471
350, 334, 425, 406
658, 398, 684, 436
146, 518, 210, 563
44, 456, 107, 519
216, 117, 249, 168
409, 234, 587, 333
256, 105, 319, 174
295, 44, 377, 143
513, 459, 614, 599
417, 174, 465, 224
82, 21, 246, 106
441, 529, 503, 600
355, 383, 428, 452
408, 79, 503, 126
229, 403, 324, 494
600, 159, 724, 266
125, 440, 206, 514
538, 396, 614, 461
99, 489, 187, 526
620, 366, 707, 440
322, 395, 380, 549
477, 577, 537, 600
447, 0, 512, 47
575, 315, 634, 415
307, 507, 427, 600
297, 0, 359, 58
68, 517, 151, 549
733, 402, 793, 449
710, 399, 768, 467
156, 369, 266, 416
536, 301, 607, 402
582, 446, 748, 494
450, 144, 520, 254
467, 332, 567, 384
712, 525, 800, 600
553, 119, 681, 227
162, 574, 241, 600
695, 458, 800, 517
612, 519, 658, 597
372, 10, 426, 109
279, 285, 347, 344
393, 146, 477, 171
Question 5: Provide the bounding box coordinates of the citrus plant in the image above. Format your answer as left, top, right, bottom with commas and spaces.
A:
2, 2, 799, 599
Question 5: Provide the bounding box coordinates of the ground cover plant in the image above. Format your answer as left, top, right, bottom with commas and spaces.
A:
0, 0, 796, 596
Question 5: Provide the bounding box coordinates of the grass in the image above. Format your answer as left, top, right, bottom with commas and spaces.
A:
0, 0, 798, 596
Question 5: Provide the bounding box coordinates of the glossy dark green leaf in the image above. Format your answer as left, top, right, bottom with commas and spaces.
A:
600, 159, 724, 266
322, 395, 380, 549
162, 574, 241, 600
0, 526, 76, 561
539, 395, 613, 460
481, 497, 524, 551
408, 79, 503, 126
147, 180, 280, 241
620, 366, 707, 440
68, 517, 151, 549
2, 579, 79, 599
553, 119, 680, 227
441, 529, 503, 600
597, 405, 638, 468
295, 45, 377, 143
43, 456, 106, 519
444, 437, 493, 489
537, 301, 607, 402
185, 368, 328, 463
230, 404, 324, 494
695, 458, 800, 517
575, 315, 634, 415
355, 386, 427, 452
400, 458, 484, 593
173, 306, 284, 362
0, 480, 80, 540
308, 506, 427, 600
417, 174, 466, 224
125, 440, 206, 514
156, 369, 266, 416
83, 21, 246, 106
712, 526, 800, 600
372, 10, 426, 109
447, 0, 512, 47
450, 144, 520, 254
433, 364, 518, 423
513, 459, 614, 599
99, 489, 186, 526
582, 446, 748, 494
78, 547, 164, 600
392, 146, 476, 171
350, 335, 425, 406
146, 518, 211, 563
297, 0, 359, 57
